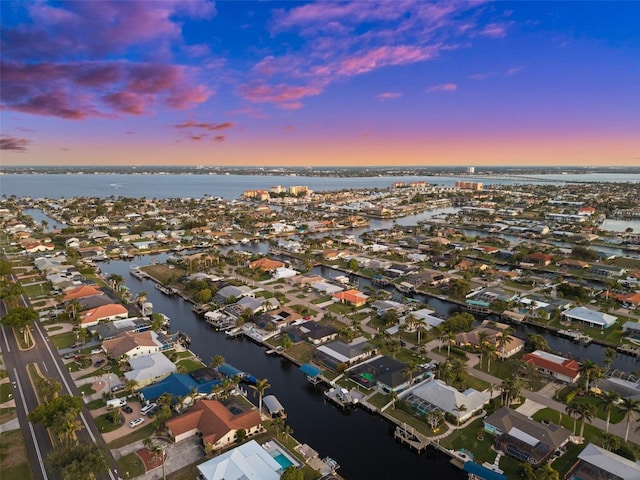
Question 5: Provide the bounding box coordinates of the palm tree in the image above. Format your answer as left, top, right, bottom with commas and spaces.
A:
124, 379, 138, 397
599, 391, 619, 433
450, 358, 468, 384
251, 378, 270, 417
453, 404, 467, 426
576, 402, 596, 438
604, 348, 617, 370
405, 360, 419, 384
446, 331, 456, 357
538, 464, 560, 480
578, 359, 600, 394
135, 291, 148, 306
485, 343, 498, 372
477, 330, 489, 367
495, 327, 513, 360
565, 401, 580, 436
433, 325, 444, 352
65, 299, 82, 322
209, 355, 225, 370
619, 397, 640, 442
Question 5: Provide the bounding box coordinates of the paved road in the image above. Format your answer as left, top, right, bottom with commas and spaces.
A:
1, 293, 122, 480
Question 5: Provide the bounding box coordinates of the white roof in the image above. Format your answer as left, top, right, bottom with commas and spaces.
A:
578, 443, 640, 480
564, 306, 617, 327
124, 352, 176, 383
410, 380, 490, 419
197, 440, 281, 480
262, 395, 284, 415
412, 308, 445, 328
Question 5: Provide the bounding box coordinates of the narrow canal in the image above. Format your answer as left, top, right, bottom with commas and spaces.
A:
98, 255, 466, 480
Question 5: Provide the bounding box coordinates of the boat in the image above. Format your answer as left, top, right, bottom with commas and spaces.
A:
396, 281, 415, 294
129, 265, 147, 279
192, 304, 210, 316
155, 283, 176, 296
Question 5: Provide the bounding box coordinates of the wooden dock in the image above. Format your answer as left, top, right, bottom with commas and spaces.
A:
393, 425, 431, 453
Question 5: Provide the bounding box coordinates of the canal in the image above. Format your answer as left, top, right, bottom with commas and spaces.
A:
98, 255, 466, 480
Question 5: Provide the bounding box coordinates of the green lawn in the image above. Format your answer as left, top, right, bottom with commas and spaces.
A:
78, 384, 96, 396
108, 423, 156, 449
50, 331, 77, 349
0, 407, 17, 424
326, 303, 351, 315
86, 398, 106, 410
571, 395, 624, 424
95, 412, 125, 433
22, 282, 51, 298
368, 392, 391, 409
385, 407, 447, 437
117, 452, 147, 479
0, 429, 34, 480
0, 383, 13, 403
283, 342, 316, 365
311, 295, 332, 304
176, 358, 205, 373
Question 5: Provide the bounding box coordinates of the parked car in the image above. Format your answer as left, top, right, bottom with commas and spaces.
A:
121, 405, 133, 414
63, 353, 75, 359
140, 402, 157, 416
111, 384, 125, 393
93, 359, 106, 368
146, 405, 161, 417
90, 349, 103, 355
129, 417, 144, 428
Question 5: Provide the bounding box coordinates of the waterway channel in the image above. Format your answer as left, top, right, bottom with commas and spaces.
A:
98, 255, 466, 480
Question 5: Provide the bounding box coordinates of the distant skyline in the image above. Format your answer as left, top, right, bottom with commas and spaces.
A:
1, 1, 639, 167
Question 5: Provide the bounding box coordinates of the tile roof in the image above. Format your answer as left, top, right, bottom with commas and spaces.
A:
63, 285, 103, 301
79, 303, 128, 326
523, 351, 580, 379
166, 399, 261, 445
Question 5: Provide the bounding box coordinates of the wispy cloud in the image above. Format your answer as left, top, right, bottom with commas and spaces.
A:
0, 135, 31, 151
506, 66, 524, 76
174, 121, 234, 131
238, 1, 506, 110
469, 72, 494, 80
0, 2, 214, 119
426, 83, 458, 93
375, 92, 403, 100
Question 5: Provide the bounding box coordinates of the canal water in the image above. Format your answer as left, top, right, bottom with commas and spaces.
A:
98, 255, 466, 480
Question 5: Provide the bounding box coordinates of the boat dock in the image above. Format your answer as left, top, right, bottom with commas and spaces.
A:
558, 329, 593, 344
324, 387, 357, 409
393, 424, 431, 453
618, 344, 640, 357
155, 283, 177, 296
225, 327, 243, 338
129, 265, 148, 279
265, 346, 284, 356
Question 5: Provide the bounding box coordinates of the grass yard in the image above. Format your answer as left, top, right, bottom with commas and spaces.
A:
571, 395, 625, 424
0, 429, 34, 480
368, 392, 391, 409
311, 295, 332, 304
386, 408, 445, 437
78, 384, 96, 396
50, 331, 77, 349
108, 423, 156, 449
86, 398, 106, 410
22, 282, 51, 298
117, 452, 147, 479
176, 358, 206, 373
0, 407, 17, 424
95, 412, 125, 433
0, 383, 13, 403
283, 342, 316, 365
140, 264, 181, 285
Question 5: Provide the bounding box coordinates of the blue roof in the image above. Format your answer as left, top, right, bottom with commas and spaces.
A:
218, 363, 243, 378
463, 462, 507, 480
140, 373, 221, 402
300, 363, 322, 378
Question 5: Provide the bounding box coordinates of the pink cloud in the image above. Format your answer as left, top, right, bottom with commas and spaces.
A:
469, 72, 494, 80
338, 45, 437, 76
375, 92, 403, 100
213, 135, 226, 142
0, 135, 31, 151
480, 23, 508, 38
0, 61, 210, 118
506, 66, 524, 76
283, 125, 294, 132
238, 83, 322, 105
426, 83, 458, 93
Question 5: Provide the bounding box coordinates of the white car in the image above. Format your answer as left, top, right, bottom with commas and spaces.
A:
140, 402, 157, 416
129, 417, 145, 428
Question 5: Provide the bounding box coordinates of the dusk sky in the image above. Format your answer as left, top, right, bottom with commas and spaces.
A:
1, 1, 639, 167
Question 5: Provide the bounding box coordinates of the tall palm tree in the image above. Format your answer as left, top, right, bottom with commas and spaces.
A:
485, 343, 498, 372
604, 348, 617, 370
453, 404, 467, 426
495, 327, 514, 361
565, 401, 580, 436
599, 391, 620, 433
576, 402, 597, 438
619, 397, 640, 442
450, 358, 468, 384
578, 359, 600, 394
433, 325, 444, 352
446, 331, 456, 357
538, 463, 560, 480
65, 299, 82, 322
477, 330, 489, 367
250, 378, 270, 417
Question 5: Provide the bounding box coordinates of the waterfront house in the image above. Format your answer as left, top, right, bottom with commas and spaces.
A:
404, 379, 490, 424
566, 443, 640, 480
411, 308, 445, 329
166, 399, 261, 447
562, 306, 617, 329
455, 322, 524, 359
215, 285, 253, 304
102, 330, 164, 360
78, 303, 129, 328
348, 355, 411, 393
523, 252, 553, 266
313, 338, 375, 371
248, 257, 285, 272
91, 317, 151, 340
123, 352, 176, 387
522, 350, 580, 383
196, 440, 282, 480
140, 370, 221, 405
483, 407, 571, 467
588, 264, 626, 278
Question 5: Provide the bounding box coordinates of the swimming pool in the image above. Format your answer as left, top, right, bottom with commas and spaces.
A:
273, 453, 294, 469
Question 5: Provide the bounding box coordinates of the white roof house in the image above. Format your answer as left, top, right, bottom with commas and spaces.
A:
412, 308, 445, 329
311, 282, 344, 294
274, 267, 299, 279
124, 352, 177, 385
404, 379, 490, 423
573, 443, 640, 480
563, 306, 617, 329
197, 440, 282, 480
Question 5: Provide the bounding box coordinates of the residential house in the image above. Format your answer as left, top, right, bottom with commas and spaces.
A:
63, 285, 104, 301
196, 440, 283, 480
562, 306, 617, 329
484, 407, 571, 467
523, 252, 553, 266
332, 289, 369, 307
166, 400, 261, 448
455, 322, 525, 359
313, 339, 375, 371
102, 330, 164, 360
283, 321, 338, 345
123, 352, 177, 387
565, 443, 640, 480
78, 303, 129, 328
248, 257, 285, 272
348, 355, 411, 393
404, 379, 489, 424
523, 350, 580, 383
